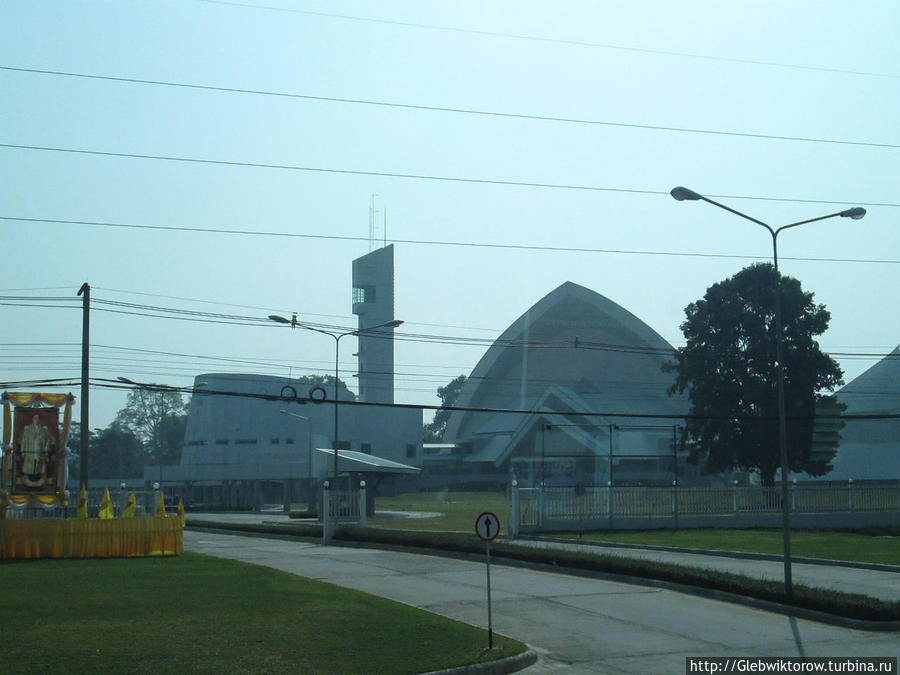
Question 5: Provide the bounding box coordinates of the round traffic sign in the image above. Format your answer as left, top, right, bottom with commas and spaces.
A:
475, 511, 500, 541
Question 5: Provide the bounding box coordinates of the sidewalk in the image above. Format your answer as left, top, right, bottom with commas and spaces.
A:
187, 510, 900, 603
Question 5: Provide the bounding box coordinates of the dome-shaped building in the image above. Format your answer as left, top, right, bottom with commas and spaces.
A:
435, 282, 691, 488
825, 345, 900, 480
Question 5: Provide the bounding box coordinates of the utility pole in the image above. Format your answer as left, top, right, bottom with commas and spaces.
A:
77, 282, 90, 488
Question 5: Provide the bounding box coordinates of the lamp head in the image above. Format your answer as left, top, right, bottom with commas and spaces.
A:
268, 314, 291, 324
383, 320, 404, 329
670, 186, 703, 202
840, 207, 866, 220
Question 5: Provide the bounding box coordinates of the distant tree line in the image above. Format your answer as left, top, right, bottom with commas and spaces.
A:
67, 389, 188, 481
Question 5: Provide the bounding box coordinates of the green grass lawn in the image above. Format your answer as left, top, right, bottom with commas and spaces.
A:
562, 528, 900, 566
371, 490, 512, 532
366, 491, 898, 565
1, 552, 526, 674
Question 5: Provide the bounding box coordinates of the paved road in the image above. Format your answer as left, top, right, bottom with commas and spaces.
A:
189, 511, 900, 602
185, 530, 899, 674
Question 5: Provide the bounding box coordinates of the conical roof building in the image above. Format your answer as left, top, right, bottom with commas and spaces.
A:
827, 345, 900, 479
439, 282, 689, 487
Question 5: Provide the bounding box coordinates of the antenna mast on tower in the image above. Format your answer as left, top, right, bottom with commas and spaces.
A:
368, 194, 379, 251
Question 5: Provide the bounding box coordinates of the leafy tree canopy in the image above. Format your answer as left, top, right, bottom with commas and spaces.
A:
115, 387, 188, 464
89, 422, 144, 479
289, 374, 355, 401
424, 375, 467, 443
664, 263, 844, 485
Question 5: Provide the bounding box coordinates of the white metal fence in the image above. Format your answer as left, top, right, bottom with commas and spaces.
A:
513, 482, 900, 534
321, 481, 368, 543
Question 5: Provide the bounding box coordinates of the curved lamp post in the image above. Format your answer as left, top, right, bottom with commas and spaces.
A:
269, 314, 403, 486
670, 186, 865, 597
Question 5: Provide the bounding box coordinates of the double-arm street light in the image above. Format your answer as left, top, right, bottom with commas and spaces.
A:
268, 314, 403, 486
670, 186, 866, 597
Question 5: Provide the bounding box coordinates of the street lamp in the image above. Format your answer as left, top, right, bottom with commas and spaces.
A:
268, 314, 403, 487
280, 409, 313, 512
670, 186, 866, 597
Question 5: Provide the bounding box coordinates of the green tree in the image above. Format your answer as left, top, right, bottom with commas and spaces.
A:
291, 374, 354, 401
65, 421, 82, 483
424, 375, 467, 442
664, 263, 844, 485
88, 423, 144, 479
115, 387, 188, 465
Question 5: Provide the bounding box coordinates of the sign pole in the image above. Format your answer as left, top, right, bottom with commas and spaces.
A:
475, 511, 499, 651
486, 539, 493, 649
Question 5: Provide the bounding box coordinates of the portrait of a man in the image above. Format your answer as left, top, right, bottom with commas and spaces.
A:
12, 407, 59, 492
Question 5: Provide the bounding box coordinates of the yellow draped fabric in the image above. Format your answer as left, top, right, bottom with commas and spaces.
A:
5, 393, 70, 407
123, 492, 136, 518
156, 493, 167, 517
98, 488, 114, 519
177, 498, 186, 529
0, 517, 183, 559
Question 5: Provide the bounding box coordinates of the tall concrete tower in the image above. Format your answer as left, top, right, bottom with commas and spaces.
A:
352, 244, 396, 403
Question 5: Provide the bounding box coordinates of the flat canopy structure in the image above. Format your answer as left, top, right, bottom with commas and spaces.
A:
314, 448, 420, 475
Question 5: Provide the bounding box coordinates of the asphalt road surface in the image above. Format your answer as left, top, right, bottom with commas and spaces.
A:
185, 530, 899, 674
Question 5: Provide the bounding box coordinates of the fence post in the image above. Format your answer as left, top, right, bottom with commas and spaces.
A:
791, 479, 797, 513
358, 480, 367, 527
848, 479, 855, 512
322, 480, 331, 544
672, 480, 678, 528
510, 481, 520, 538
538, 483, 545, 529
607, 481, 613, 529
733, 480, 739, 514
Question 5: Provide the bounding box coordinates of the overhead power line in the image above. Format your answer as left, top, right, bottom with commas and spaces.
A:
193, 1, 900, 81
1, 144, 897, 211
3, 66, 897, 150
1, 216, 897, 265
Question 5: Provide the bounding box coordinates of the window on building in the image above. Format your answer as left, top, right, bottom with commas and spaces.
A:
361, 443, 372, 454
285, 438, 295, 445
215, 440, 229, 445
406, 444, 416, 458
352, 285, 376, 304
236, 439, 257, 445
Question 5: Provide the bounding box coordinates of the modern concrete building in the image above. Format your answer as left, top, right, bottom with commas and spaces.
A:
817, 344, 900, 481
353, 245, 397, 404
434, 282, 692, 489
157, 244, 420, 508
165, 373, 421, 506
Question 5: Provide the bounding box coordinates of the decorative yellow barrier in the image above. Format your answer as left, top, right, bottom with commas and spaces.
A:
0, 517, 183, 559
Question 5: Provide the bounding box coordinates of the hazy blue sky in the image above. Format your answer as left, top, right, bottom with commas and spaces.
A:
2, 0, 898, 430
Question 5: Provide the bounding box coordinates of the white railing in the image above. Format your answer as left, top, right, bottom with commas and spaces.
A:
321, 480, 367, 543
512, 482, 900, 533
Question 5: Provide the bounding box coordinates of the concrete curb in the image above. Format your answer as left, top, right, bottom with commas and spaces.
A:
523, 535, 900, 573
421, 648, 538, 675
